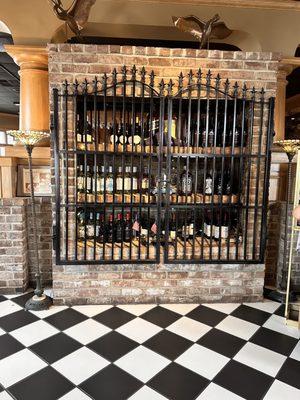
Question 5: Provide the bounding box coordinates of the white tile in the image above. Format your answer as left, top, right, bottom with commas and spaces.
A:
263, 315, 300, 339
202, 303, 240, 314
64, 319, 111, 345
72, 305, 112, 317
243, 301, 280, 314
263, 379, 300, 400
196, 382, 244, 400
52, 347, 109, 385
167, 316, 211, 342
216, 315, 259, 340
115, 346, 170, 383
160, 304, 198, 315
0, 300, 22, 318
0, 327, 5, 336
0, 349, 47, 387
176, 344, 229, 380
58, 388, 92, 400
128, 386, 168, 400
290, 340, 300, 361
0, 392, 14, 400
10, 320, 59, 346
116, 317, 162, 343
234, 342, 286, 377
29, 306, 68, 319
44, 288, 54, 298
117, 304, 156, 316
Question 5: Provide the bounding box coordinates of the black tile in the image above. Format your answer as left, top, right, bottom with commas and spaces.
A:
250, 327, 298, 356
45, 308, 87, 331
0, 334, 24, 360
80, 364, 143, 400
88, 331, 138, 362
231, 305, 270, 326
140, 306, 181, 328
0, 310, 39, 332
274, 304, 285, 317
0, 295, 6, 303
277, 358, 300, 390
8, 366, 74, 400
214, 360, 273, 400
93, 307, 135, 329
198, 328, 247, 358
187, 305, 227, 327
30, 332, 81, 364
10, 292, 34, 308
149, 362, 209, 400
144, 330, 193, 360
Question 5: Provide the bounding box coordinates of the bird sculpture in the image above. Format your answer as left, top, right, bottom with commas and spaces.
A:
49, 0, 96, 38
172, 14, 232, 49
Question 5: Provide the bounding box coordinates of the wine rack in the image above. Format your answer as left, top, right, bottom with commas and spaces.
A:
52, 66, 274, 265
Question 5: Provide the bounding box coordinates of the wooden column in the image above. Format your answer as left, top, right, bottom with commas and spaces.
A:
4, 45, 49, 133
274, 64, 293, 141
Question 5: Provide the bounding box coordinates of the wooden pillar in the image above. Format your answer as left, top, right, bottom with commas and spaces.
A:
4, 45, 49, 133
274, 64, 293, 141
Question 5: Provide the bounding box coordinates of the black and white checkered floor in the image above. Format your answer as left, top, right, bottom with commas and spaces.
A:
0, 292, 299, 400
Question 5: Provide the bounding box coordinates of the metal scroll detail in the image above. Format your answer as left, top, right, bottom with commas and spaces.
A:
52, 66, 274, 265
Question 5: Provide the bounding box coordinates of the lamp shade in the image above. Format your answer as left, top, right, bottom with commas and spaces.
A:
7, 129, 49, 146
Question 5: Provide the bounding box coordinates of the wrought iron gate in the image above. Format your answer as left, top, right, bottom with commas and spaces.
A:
52, 66, 274, 265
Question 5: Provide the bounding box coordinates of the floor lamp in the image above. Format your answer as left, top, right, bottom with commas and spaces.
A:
7, 130, 52, 311
268, 139, 300, 303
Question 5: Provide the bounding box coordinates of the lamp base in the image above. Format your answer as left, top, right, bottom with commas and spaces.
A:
25, 294, 52, 311
264, 288, 297, 303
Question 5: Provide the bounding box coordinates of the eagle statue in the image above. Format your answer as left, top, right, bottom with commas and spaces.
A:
49, 0, 96, 38
172, 14, 232, 49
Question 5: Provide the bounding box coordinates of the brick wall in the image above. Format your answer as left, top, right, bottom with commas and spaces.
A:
49, 44, 279, 305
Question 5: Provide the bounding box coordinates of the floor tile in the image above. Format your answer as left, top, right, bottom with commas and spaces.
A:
128, 385, 168, 399
187, 305, 227, 327
263, 379, 300, 400
214, 360, 273, 400
93, 306, 135, 329
10, 319, 59, 347
231, 304, 271, 326
0, 297, 6, 303
233, 342, 286, 377
30, 332, 81, 364
0, 334, 24, 360
159, 303, 198, 315
0, 328, 5, 336
29, 306, 68, 319
0, 392, 14, 400
276, 357, 300, 390
274, 304, 285, 317
196, 382, 244, 400
167, 316, 212, 342
250, 327, 298, 356
80, 364, 143, 400
202, 303, 240, 314
117, 304, 156, 316
0, 301, 22, 318
64, 318, 111, 345
198, 328, 246, 358
45, 308, 88, 331
0, 310, 39, 332
176, 343, 230, 380
115, 345, 170, 383
58, 388, 92, 400
0, 349, 47, 388
263, 314, 300, 339
243, 301, 280, 314
10, 292, 34, 308
290, 340, 300, 361
88, 331, 139, 362
149, 362, 209, 400
72, 304, 112, 317
52, 347, 109, 385
8, 366, 74, 400
116, 317, 162, 344
144, 330, 193, 361
216, 315, 260, 340
140, 306, 181, 328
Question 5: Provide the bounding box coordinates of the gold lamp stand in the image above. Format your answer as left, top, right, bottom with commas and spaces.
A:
7, 130, 52, 311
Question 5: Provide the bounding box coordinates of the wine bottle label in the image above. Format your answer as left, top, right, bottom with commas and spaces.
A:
106, 177, 113, 193
110, 134, 118, 144
204, 222, 212, 236
78, 226, 85, 238
124, 177, 131, 191
189, 223, 194, 236
163, 120, 177, 139
77, 177, 84, 190
182, 225, 189, 238
99, 177, 105, 192
169, 230, 176, 239
182, 176, 192, 194
77, 134, 82, 143
142, 178, 149, 189
86, 177, 92, 191
119, 135, 127, 145
214, 226, 220, 239
205, 178, 212, 194
86, 134, 92, 143
151, 120, 159, 133
133, 135, 141, 145
141, 228, 148, 237
132, 178, 137, 190
116, 177, 123, 191
87, 224, 94, 238
221, 226, 229, 239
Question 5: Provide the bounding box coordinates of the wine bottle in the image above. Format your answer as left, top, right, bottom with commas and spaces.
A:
116, 166, 123, 194
169, 211, 177, 241
141, 166, 150, 194
77, 209, 85, 241
115, 213, 123, 243
86, 211, 95, 239
106, 214, 114, 243
77, 164, 85, 194
86, 165, 93, 194
204, 170, 213, 195
203, 210, 213, 238
105, 166, 114, 194
132, 166, 138, 193
124, 212, 132, 242
181, 165, 193, 195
